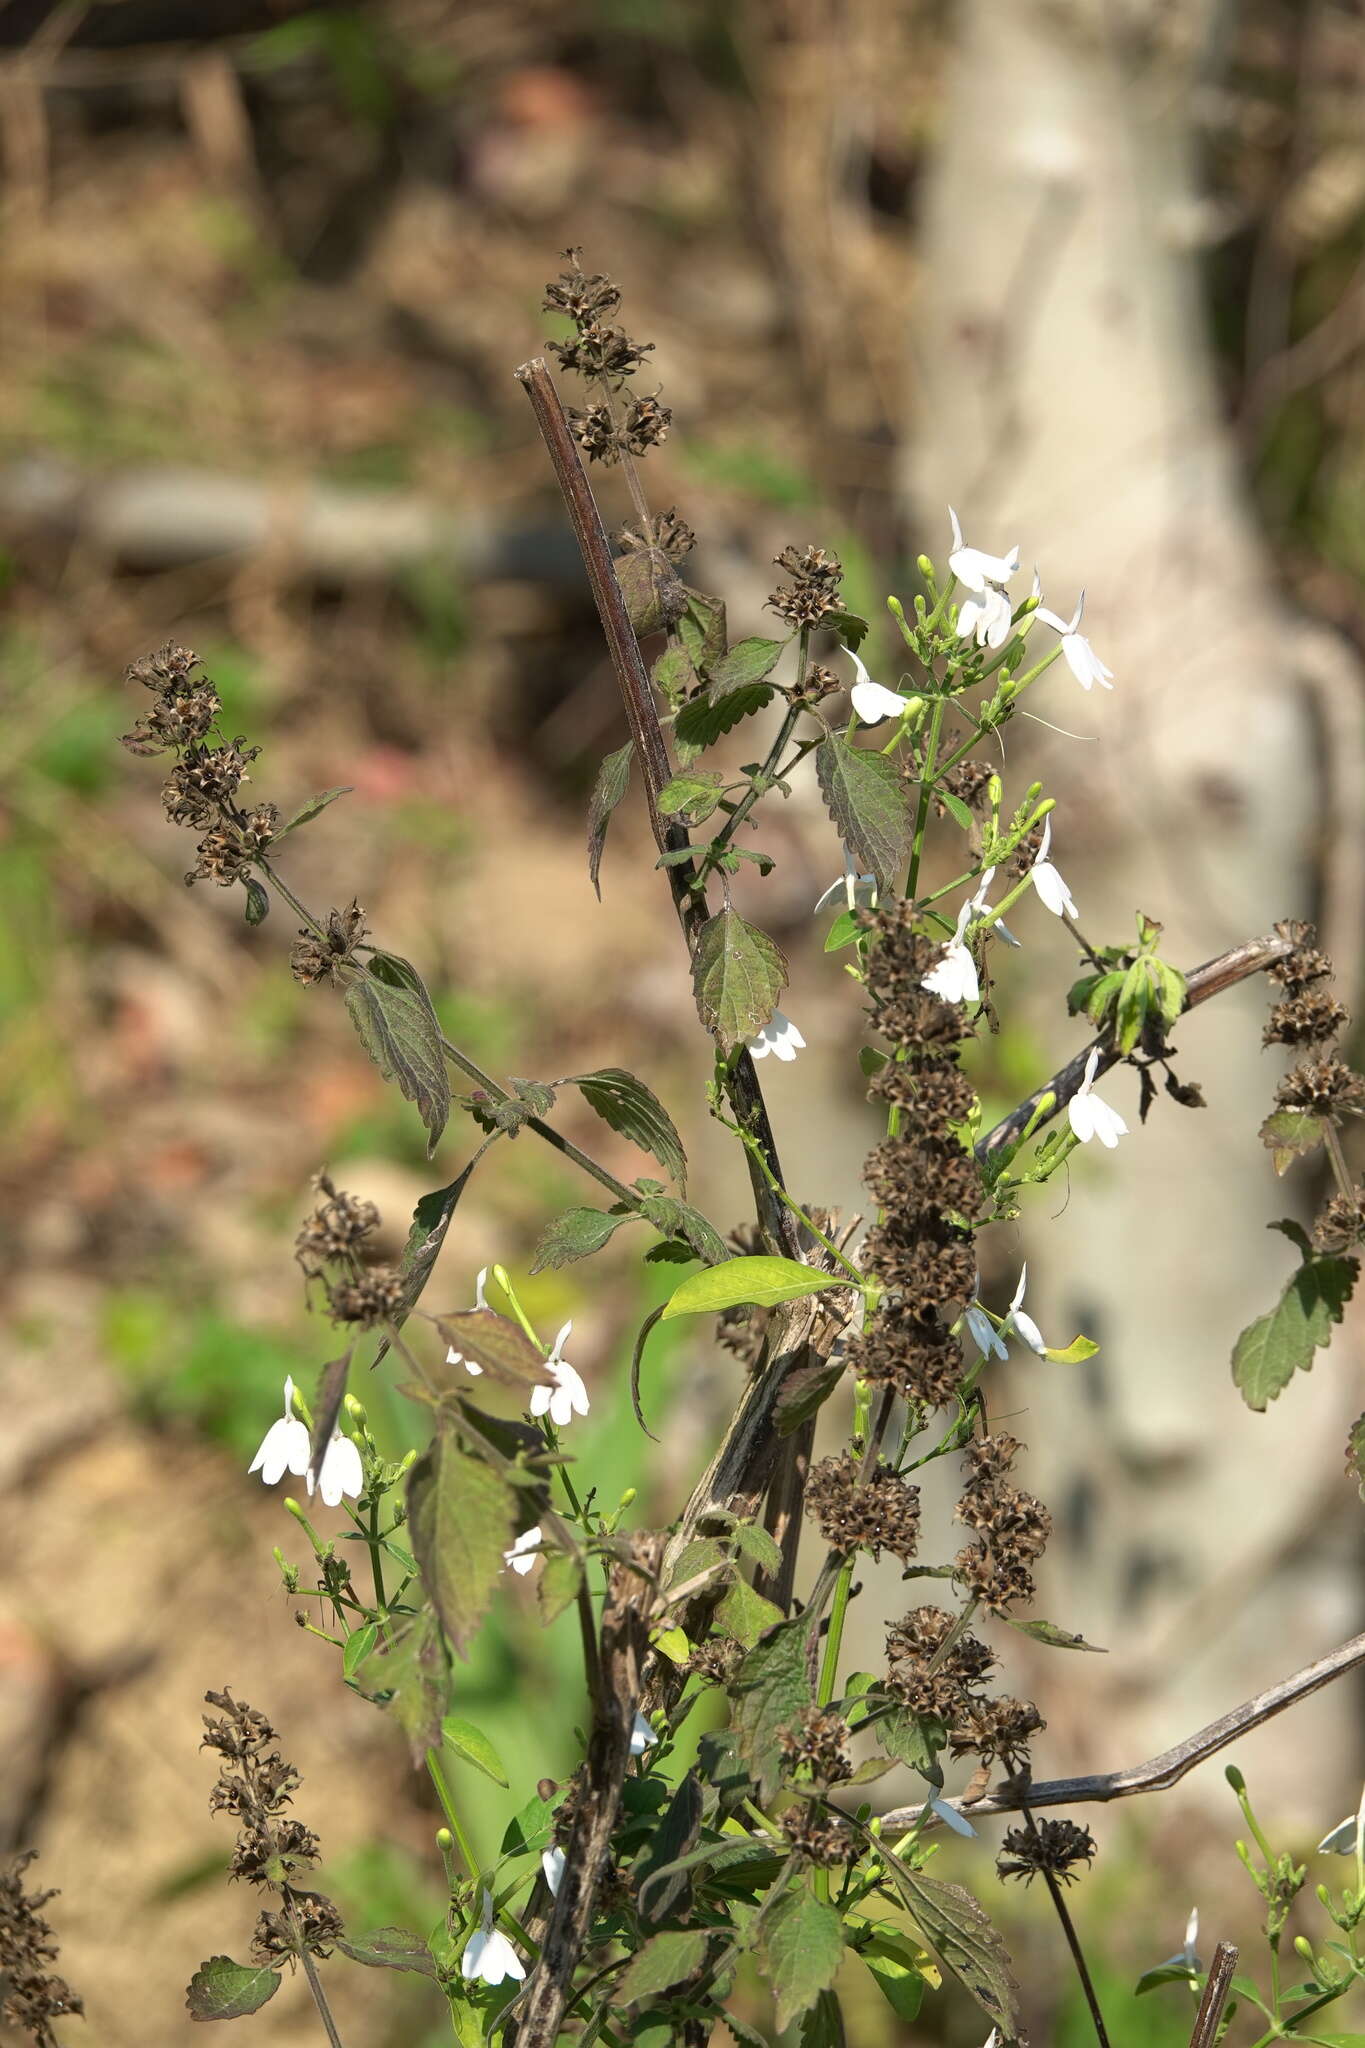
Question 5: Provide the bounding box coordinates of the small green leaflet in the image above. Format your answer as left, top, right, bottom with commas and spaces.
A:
185, 1957, 281, 2020
538, 1549, 584, 1625
814, 734, 912, 896
442, 1713, 509, 1786
568, 1067, 687, 1187
822, 908, 861, 953
1232, 1241, 1358, 1410
337, 1929, 438, 1977
690, 908, 787, 1051
675, 682, 773, 752
661, 1255, 853, 1322
343, 1621, 379, 1679
406, 1431, 516, 1655
242, 877, 269, 925
938, 789, 974, 831
273, 786, 353, 843
531, 1206, 631, 1271
616, 1928, 712, 2005
731, 1612, 815, 1801
759, 1879, 844, 2030
706, 636, 787, 691
658, 768, 726, 824
343, 954, 450, 1156
1043, 1333, 1100, 1364
1005, 1617, 1106, 1652
1260, 1108, 1326, 1176
587, 740, 634, 898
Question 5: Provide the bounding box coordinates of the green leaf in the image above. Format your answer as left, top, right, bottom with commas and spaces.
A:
1005, 1617, 1106, 1652
343, 955, 450, 1156
569, 1067, 688, 1188
274, 786, 353, 842
378, 1607, 447, 1762
1042, 1334, 1100, 1364
661, 1255, 851, 1322
242, 877, 269, 925
652, 644, 698, 705
343, 1621, 379, 1679
1114, 962, 1150, 1054
1134, 1963, 1199, 1995
538, 1549, 584, 1625
851, 1922, 931, 2025
715, 1577, 784, 1649
531, 1206, 631, 1272
732, 1613, 816, 1800
617, 1928, 712, 2005
588, 740, 634, 898
691, 909, 788, 1050
822, 909, 862, 953
633, 1772, 704, 1928
707, 636, 787, 691
775, 1357, 846, 1435
372, 1162, 482, 1369
636, 1192, 728, 1265
1260, 1108, 1327, 1175
880, 1856, 1019, 2035
679, 586, 728, 670
186, 1957, 281, 2021
658, 769, 725, 824
814, 734, 912, 896
337, 1928, 438, 1976
675, 681, 773, 751
1232, 1249, 1359, 1410
874, 1706, 946, 1774
407, 1430, 516, 1655
938, 789, 974, 832
442, 1714, 509, 1787
759, 1879, 843, 2030
730, 1520, 783, 1577
827, 606, 869, 649
799, 1989, 845, 2048
432, 1308, 551, 1390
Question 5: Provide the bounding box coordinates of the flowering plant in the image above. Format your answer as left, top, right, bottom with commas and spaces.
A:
60, 251, 1365, 2048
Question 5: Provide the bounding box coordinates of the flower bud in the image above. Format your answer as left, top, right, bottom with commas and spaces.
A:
916, 556, 934, 580
1225, 1765, 1246, 1792
1293, 1935, 1315, 1965
436, 1828, 454, 1853
343, 1392, 366, 1425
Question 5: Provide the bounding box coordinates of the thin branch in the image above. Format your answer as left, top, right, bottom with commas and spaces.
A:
1189, 1942, 1239, 2048
880, 1626, 1365, 1832
976, 930, 1298, 1160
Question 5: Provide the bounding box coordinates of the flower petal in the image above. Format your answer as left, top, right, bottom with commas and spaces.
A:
542, 1846, 565, 1895
929, 1793, 978, 1838
630, 1709, 659, 1755
314, 1431, 363, 1507
851, 678, 912, 725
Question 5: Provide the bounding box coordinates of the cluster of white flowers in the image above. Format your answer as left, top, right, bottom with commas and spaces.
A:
247, 1376, 363, 1507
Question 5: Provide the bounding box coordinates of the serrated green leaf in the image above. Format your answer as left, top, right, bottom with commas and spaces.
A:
732, 1613, 815, 1801
569, 1067, 688, 1188
432, 1309, 552, 1389
730, 1520, 783, 1577
617, 1928, 712, 2005
707, 636, 787, 691
652, 643, 698, 705
759, 1880, 843, 2031
691, 909, 788, 1050
243, 877, 269, 925
588, 740, 634, 898
633, 1771, 704, 1928
679, 586, 728, 669
636, 1192, 727, 1265
538, 1548, 584, 1625
186, 1956, 281, 2021
343, 955, 449, 1156
337, 1928, 438, 1976
675, 682, 773, 751
343, 1621, 379, 1679
442, 1714, 509, 1786
1005, 1617, 1106, 1652
372, 1163, 481, 1370
658, 769, 725, 823
1260, 1108, 1327, 1175
407, 1431, 516, 1655
1043, 1334, 1100, 1364
661, 1254, 851, 1321
715, 1576, 784, 1649
1232, 1250, 1359, 1410
815, 735, 912, 896
377, 1607, 447, 1762
877, 1851, 1020, 2034
531, 1206, 631, 1272
874, 1706, 946, 1773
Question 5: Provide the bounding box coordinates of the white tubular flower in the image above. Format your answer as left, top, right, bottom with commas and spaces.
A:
528, 1322, 590, 1430
504, 1525, 543, 1576
248, 1378, 311, 1488
308, 1430, 364, 1508
922, 868, 996, 1006
1030, 817, 1078, 920
844, 644, 913, 726
446, 1268, 491, 1376
1000, 1266, 1048, 1356
1155, 1907, 1202, 1975
949, 507, 1020, 649
813, 847, 878, 915
1035, 591, 1114, 691
748, 1011, 806, 1062
541, 1846, 565, 1896
929, 1794, 978, 1838
629, 1709, 659, 1756
1068, 1047, 1129, 1149
1318, 1804, 1365, 1854
461, 1891, 525, 1987
964, 1302, 1007, 1361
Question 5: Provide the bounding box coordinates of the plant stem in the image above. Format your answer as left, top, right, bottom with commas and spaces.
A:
1323, 1120, 1356, 1203
425, 1750, 478, 1877
286, 1900, 347, 2048
1037, 1857, 1111, 2048
905, 695, 946, 903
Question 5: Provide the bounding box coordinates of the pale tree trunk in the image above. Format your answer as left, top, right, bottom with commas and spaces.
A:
909, 0, 1362, 1803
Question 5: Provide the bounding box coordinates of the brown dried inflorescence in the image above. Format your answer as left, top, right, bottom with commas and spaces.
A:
996, 1817, 1096, 1887
778, 1706, 854, 1786
618, 507, 696, 563
1314, 1184, 1365, 1254
326, 1267, 404, 1328
1274, 1056, 1365, 1118
1264, 989, 1350, 1048
290, 902, 369, 986
294, 1175, 382, 1274
779, 1803, 856, 1869
766, 544, 845, 628
805, 1452, 921, 1562
0, 1853, 83, 2048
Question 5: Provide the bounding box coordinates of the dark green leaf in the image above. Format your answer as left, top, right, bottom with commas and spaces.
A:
715, 1577, 784, 1649
675, 683, 773, 751
407, 1431, 516, 1655
759, 1879, 843, 2030
851, 1921, 929, 2025
337, 1929, 437, 1976
569, 1068, 688, 1188
432, 1309, 551, 1391
732, 1613, 815, 1801
588, 741, 634, 898
1232, 1250, 1359, 1410
343, 956, 449, 1156
722, 2009, 771, 2048
372, 1160, 483, 1369
826, 607, 869, 649
274, 787, 353, 842
878, 1850, 1020, 2034
691, 910, 788, 1051
442, 1714, 509, 1787
729, 1520, 783, 1577
636, 1192, 728, 1265
633, 1772, 704, 1928
378, 1607, 447, 1761
532, 1206, 631, 1272
243, 877, 269, 925
1005, 1617, 1106, 1652
799, 1989, 845, 2048
707, 637, 787, 691
874, 1706, 946, 1774
538, 1548, 584, 1625
661, 1255, 850, 1321
815, 735, 912, 896
775, 1357, 846, 1435
308, 1348, 354, 1486
1134, 1963, 1199, 1996
617, 1929, 712, 2005
501, 1787, 559, 1857
679, 586, 728, 670
1260, 1108, 1327, 1176
186, 1957, 281, 2021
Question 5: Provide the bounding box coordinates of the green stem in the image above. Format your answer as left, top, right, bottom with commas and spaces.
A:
425, 1749, 478, 1878
732, 1125, 864, 1281
905, 696, 946, 903
705, 697, 804, 867
285, 1897, 347, 2048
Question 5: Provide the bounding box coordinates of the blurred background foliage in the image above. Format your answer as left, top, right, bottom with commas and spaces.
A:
3, 1, 1365, 2043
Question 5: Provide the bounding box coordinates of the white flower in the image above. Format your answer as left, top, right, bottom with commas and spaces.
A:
308, 1430, 364, 1508
248, 1377, 310, 1487
542, 1846, 566, 1896
1034, 591, 1113, 691
504, 1525, 543, 1576
1155, 1906, 1201, 1975
1318, 1808, 1365, 1855
981, 2033, 1000, 2048
922, 868, 996, 1007
813, 847, 878, 915
748, 1010, 806, 1062
1030, 817, 1078, 920
629, 1709, 659, 1756
964, 1301, 1007, 1361
844, 644, 913, 726
446, 1268, 491, 1377
528, 1322, 590, 1430
461, 1891, 525, 1987
949, 507, 1020, 649
1068, 1046, 1129, 1149
929, 1793, 978, 1838
965, 1267, 1048, 1360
